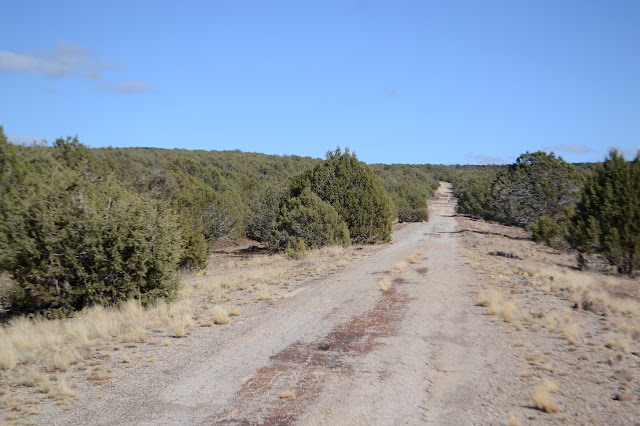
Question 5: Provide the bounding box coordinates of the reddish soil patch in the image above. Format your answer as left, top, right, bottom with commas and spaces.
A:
206, 286, 410, 425
416, 268, 429, 276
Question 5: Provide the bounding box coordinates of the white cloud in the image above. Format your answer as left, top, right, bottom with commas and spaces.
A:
542, 144, 592, 154
101, 80, 153, 94
0, 41, 152, 94
0, 41, 116, 80
464, 153, 507, 165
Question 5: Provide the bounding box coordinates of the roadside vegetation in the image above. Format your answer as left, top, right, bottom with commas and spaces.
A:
0, 126, 434, 318
449, 149, 640, 276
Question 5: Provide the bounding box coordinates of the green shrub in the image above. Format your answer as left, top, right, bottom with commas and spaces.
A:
273, 187, 350, 250
531, 207, 573, 250
0, 134, 183, 316
244, 184, 285, 243
371, 165, 436, 222
289, 148, 393, 244
489, 151, 582, 229
454, 173, 495, 218
570, 150, 640, 274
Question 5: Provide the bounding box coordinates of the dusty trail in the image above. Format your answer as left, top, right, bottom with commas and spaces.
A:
45, 183, 523, 424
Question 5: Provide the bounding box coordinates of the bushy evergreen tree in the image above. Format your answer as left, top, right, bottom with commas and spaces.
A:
244, 184, 285, 242
570, 150, 640, 274
273, 187, 350, 250
0, 134, 183, 316
531, 206, 574, 250
488, 151, 582, 229
454, 172, 495, 218
288, 148, 393, 244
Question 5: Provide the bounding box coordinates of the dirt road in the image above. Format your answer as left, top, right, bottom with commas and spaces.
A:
44, 183, 526, 424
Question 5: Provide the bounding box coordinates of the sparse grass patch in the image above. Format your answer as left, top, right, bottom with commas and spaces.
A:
379, 277, 390, 292
37, 375, 53, 394
46, 347, 82, 372
533, 379, 559, 413
561, 322, 579, 344
477, 287, 503, 316
280, 390, 295, 399
0, 340, 18, 370
49, 379, 77, 403
122, 326, 147, 344
88, 368, 110, 381
501, 301, 520, 323
605, 335, 630, 353
210, 306, 231, 325
394, 261, 408, 274
507, 416, 521, 426
407, 250, 421, 264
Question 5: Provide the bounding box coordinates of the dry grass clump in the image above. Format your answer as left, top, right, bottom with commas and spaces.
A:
561, 322, 579, 345
604, 335, 630, 353
394, 261, 408, 274
477, 287, 503, 316
501, 301, 520, 323
210, 306, 231, 325
280, 390, 295, 399
227, 306, 241, 316
46, 347, 83, 373
0, 341, 18, 370
256, 288, 274, 301
88, 368, 110, 381
407, 250, 422, 264
379, 277, 390, 292
162, 301, 194, 337
533, 379, 559, 413
507, 416, 521, 426
37, 375, 53, 394
49, 379, 77, 403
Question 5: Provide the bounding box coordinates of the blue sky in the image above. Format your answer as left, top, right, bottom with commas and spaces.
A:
1, 1, 639, 165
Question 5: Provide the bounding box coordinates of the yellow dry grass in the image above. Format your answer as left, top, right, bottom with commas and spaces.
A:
394, 261, 408, 274
561, 322, 579, 345
477, 287, 503, 316
0, 243, 370, 412
407, 250, 422, 264
88, 368, 110, 381
210, 306, 231, 325
280, 390, 295, 399
379, 277, 390, 292
49, 379, 77, 402
533, 379, 559, 413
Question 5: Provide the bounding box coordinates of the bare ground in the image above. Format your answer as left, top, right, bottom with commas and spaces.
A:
5, 182, 640, 425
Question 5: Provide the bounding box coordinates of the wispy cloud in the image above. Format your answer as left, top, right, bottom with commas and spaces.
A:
101, 80, 153, 94
383, 89, 396, 97
464, 153, 507, 165
0, 41, 152, 94
0, 41, 116, 80
542, 144, 592, 154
